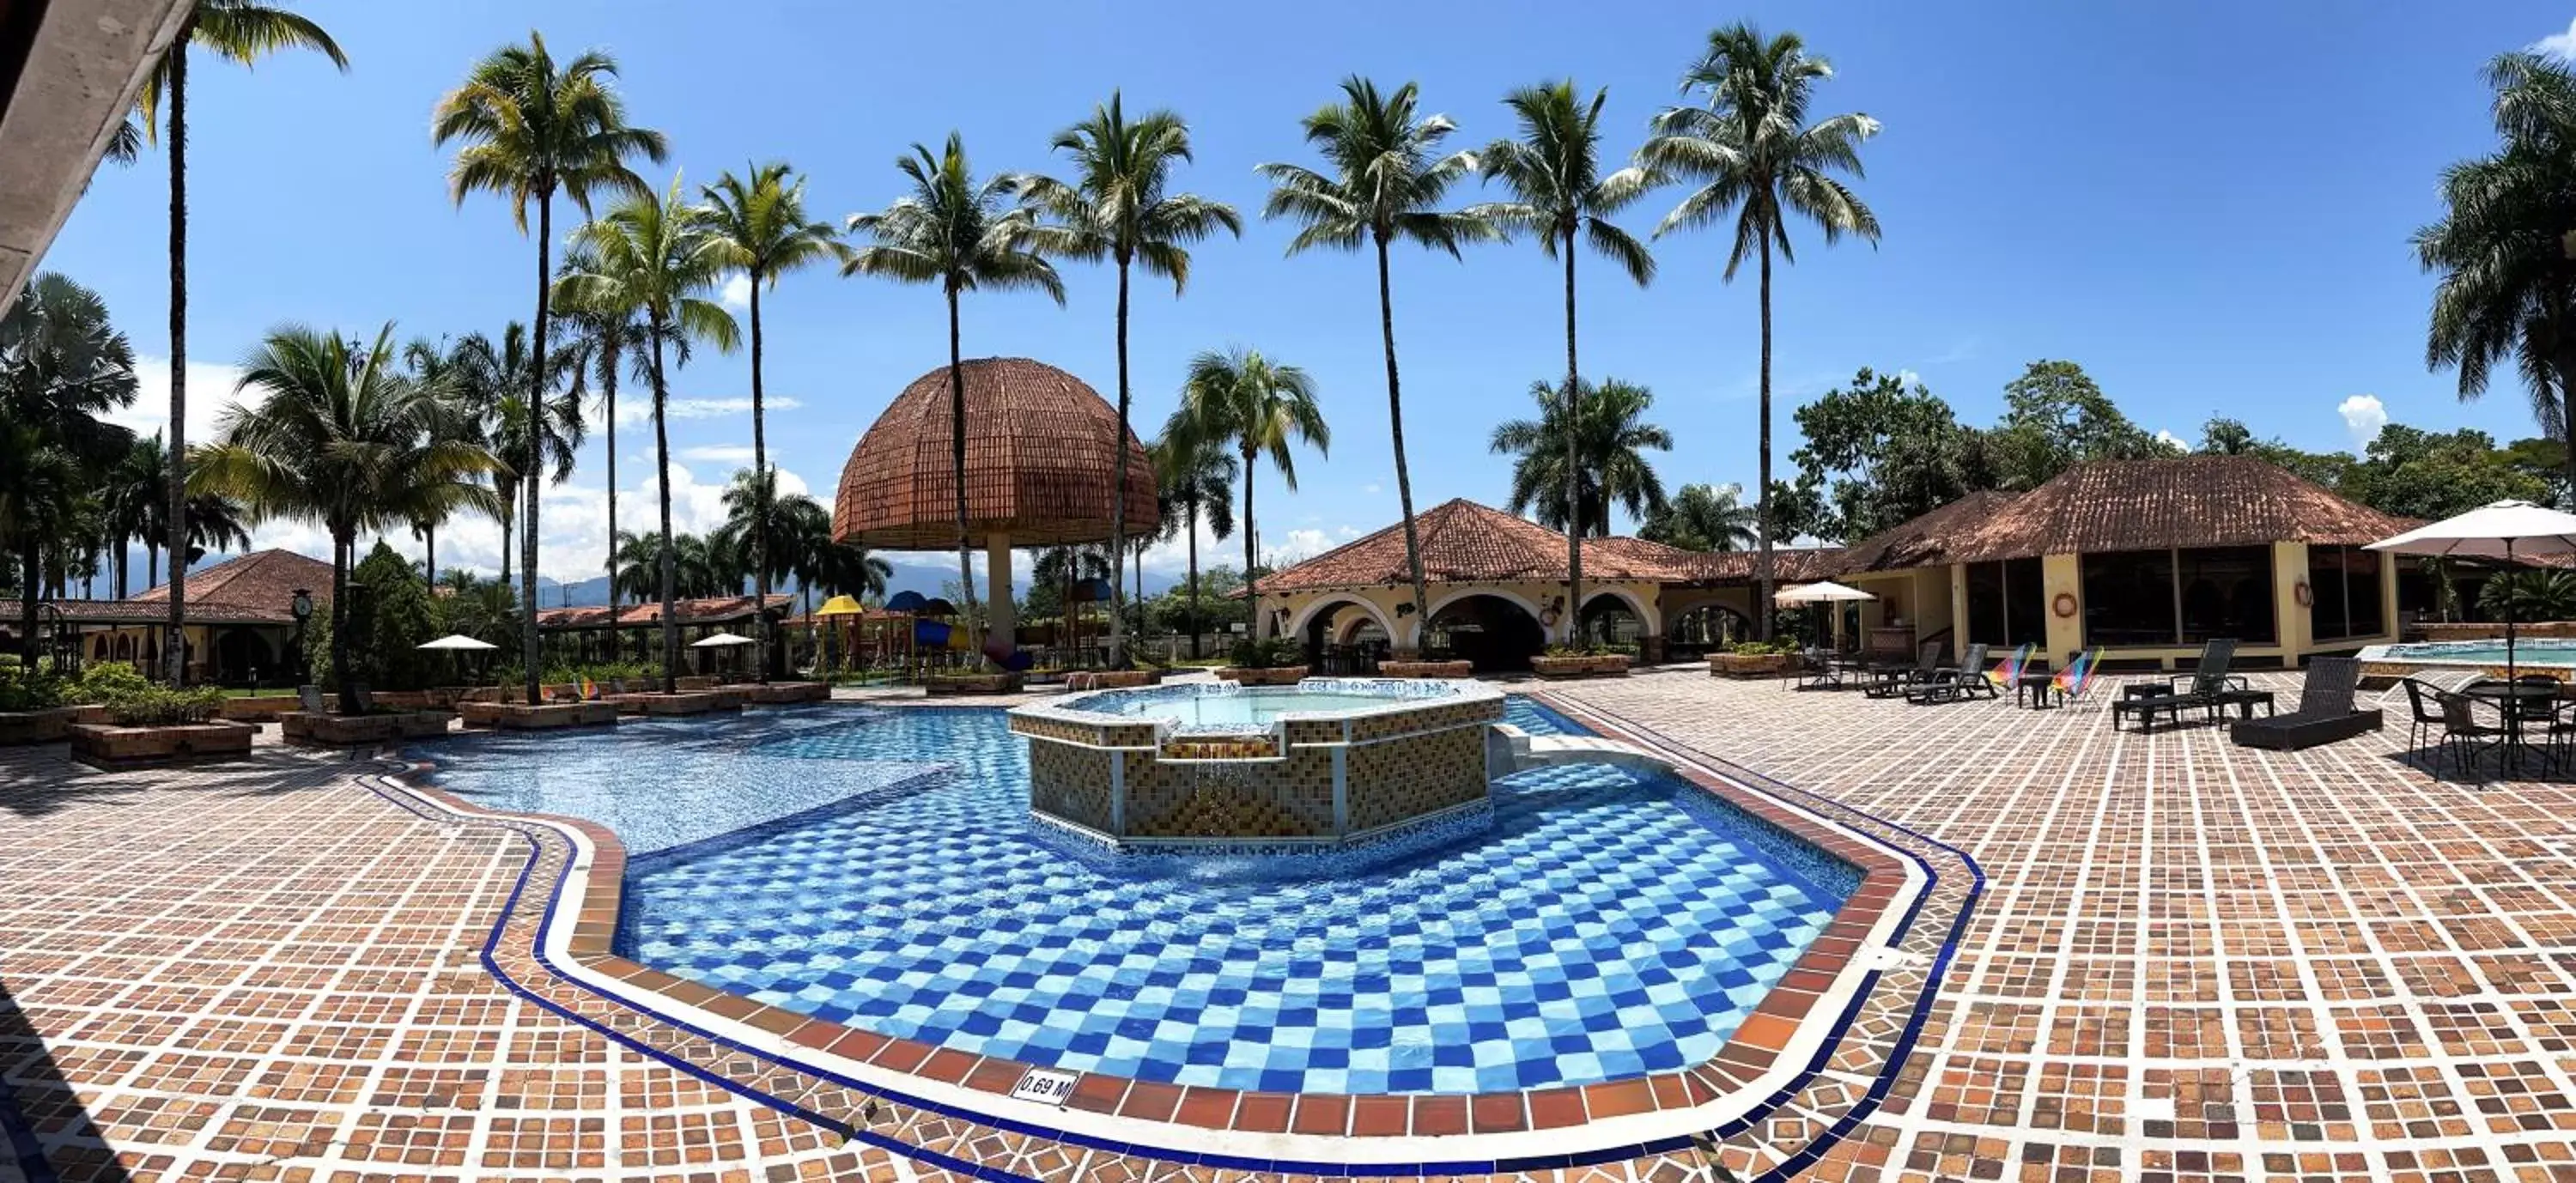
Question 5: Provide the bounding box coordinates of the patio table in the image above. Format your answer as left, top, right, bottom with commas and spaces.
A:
2464, 680, 2556, 774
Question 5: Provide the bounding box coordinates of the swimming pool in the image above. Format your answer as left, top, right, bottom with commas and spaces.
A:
2358, 638, 2576, 676
418, 701, 1855, 1095
1062, 681, 1457, 728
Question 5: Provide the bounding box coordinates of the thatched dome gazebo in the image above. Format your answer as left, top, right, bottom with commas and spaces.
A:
834, 357, 1158, 657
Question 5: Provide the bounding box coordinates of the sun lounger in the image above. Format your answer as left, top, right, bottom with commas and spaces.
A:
2228, 658, 2382, 750
2112, 639, 2255, 731
1907, 642, 1990, 704
1866, 641, 1943, 699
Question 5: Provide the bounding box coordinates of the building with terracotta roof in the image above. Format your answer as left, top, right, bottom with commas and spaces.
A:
2, 549, 333, 684
534, 594, 796, 675
1253, 499, 1840, 671
1825, 455, 2415, 669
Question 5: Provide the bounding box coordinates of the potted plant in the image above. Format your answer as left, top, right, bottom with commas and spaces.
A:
1216, 638, 1308, 686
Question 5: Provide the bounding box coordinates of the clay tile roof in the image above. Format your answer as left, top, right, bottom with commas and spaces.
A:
535, 594, 792, 630
1255, 499, 1844, 592
1657, 546, 1849, 584
833, 357, 1158, 549
0, 598, 178, 625
123, 549, 335, 622
1834, 489, 2025, 573
1831, 457, 2420, 572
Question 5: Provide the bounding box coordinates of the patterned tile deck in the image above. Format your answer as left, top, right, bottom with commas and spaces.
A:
3, 671, 2570, 1180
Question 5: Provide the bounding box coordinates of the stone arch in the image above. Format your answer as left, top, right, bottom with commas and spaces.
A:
1577, 587, 1657, 643
1423, 591, 1551, 673
1284, 596, 1394, 648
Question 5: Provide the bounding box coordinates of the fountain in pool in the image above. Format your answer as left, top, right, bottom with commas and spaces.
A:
1005, 677, 1506, 851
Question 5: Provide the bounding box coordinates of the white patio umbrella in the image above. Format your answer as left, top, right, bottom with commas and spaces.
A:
690, 632, 755, 648
2366, 499, 2576, 684
1773, 581, 1876, 650
416, 634, 499, 651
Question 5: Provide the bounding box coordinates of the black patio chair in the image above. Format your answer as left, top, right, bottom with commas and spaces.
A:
2227, 658, 2382, 750
1908, 642, 1990, 705
1794, 646, 1843, 691
2435, 687, 2512, 777
2397, 677, 2445, 761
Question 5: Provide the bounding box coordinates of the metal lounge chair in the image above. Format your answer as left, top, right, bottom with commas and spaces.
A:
2112, 639, 2252, 732
1866, 640, 1944, 699
2028, 647, 2101, 709
1983, 643, 2037, 701
1907, 642, 1990, 705
2227, 658, 2382, 750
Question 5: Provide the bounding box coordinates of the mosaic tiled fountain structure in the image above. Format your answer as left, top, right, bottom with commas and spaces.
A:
1006, 678, 1507, 848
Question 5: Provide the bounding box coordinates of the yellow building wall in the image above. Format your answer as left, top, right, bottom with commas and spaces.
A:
2041, 554, 2087, 667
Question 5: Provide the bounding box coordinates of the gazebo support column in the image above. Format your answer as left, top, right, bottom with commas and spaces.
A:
985, 531, 1015, 660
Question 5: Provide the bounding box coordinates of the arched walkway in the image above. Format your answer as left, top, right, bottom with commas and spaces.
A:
1424, 594, 1548, 673
1294, 598, 1393, 676
1577, 592, 1649, 649
1667, 603, 1754, 659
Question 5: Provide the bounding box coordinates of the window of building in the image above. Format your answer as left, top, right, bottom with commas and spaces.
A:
2177, 546, 2275, 644
2080, 549, 2177, 646
1966, 557, 2050, 649
2310, 545, 2385, 640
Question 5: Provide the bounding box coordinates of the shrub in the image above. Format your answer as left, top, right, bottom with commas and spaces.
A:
59, 664, 222, 724
1227, 637, 1301, 669
66, 663, 155, 706
0, 667, 62, 712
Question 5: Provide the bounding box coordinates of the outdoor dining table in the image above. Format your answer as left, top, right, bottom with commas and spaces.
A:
2463, 679, 2560, 773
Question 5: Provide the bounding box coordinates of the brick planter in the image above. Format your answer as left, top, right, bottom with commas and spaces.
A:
924, 673, 1025, 697
0, 705, 106, 745
1213, 665, 1308, 687
739, 682, 829, 705
456, 701, 620, 730
1532, 653, 1632, 680
68, 720, 256, 769
280, 711, 454, 747
1708, 652, 1796, 679
1377, 660, 1473, 679
219, 696, 303, 723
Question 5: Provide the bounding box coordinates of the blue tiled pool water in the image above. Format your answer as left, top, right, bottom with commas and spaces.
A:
419, 699, 1852, 1095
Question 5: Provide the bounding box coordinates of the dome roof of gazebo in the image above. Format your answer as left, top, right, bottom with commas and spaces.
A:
832, 357, 1159, 549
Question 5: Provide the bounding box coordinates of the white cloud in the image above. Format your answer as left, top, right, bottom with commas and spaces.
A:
1362, 482, 1382, 495
1893, 367, 1923, 389
719, 275, 752, 310
2538, 16, 2576, 58
679, 445, 756, 464
2337, 394, 2389, 451
611, 395, 803, 427
1263, 528, 1339, 567
2154, 428, 2187, 451
105, 357, 255, 445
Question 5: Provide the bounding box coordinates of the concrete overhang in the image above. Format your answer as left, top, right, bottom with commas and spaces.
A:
0, 0, 191, 307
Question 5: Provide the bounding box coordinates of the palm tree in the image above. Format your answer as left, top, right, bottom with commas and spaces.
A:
1163, 348, 1327, 634
1022, 94, 1241, 668
1639, 23, 1880, 638
1490, 377, 1672, 536
710, 466, 828, 675
104, 434, 166, 597
1258, 77, 1492, 636
106, 434, 252, 591
0, 274, 140, 658
554, 241, 650, 607
1153, 434, 1236, 658
695, 162, 847, 682
1470, 80, 1657, 641
559, 177, 741, 693
434, 31, 665, 704
2419, 52, 2576, 497
190, 326, 498, 711
447, 323, 583, 589
845, 134, 1065, 656
135, 0, 346, 684
1639, 482, 1759, 552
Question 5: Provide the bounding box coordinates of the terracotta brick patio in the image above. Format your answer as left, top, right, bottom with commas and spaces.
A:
3, 671, 2572, 1180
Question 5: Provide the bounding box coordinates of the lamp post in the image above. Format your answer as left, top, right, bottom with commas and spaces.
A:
289, 588, 313, 686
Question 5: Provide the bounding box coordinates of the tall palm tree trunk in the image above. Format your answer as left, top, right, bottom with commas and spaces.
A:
1562, 227, 1582, 649
749, 273, 770, 682
2557, 344, 2576, 505
1186, 503, 1201, 658
330, 526, 353, 713
499, 511, 513, 586
114, 548, 128, 600
520, 192, 553, 703
17, 541, 39, 664
1241, 451, 1258, 637
1107, 256, 1131, 668
162, 21, 191, 686
146, 545, 159, 592
604, 339, 619, 607
943, 286, 981, 655
423, 525, 435, 584
1375, 235, 1430, 650
651, 332, 678, 694
1755, 234, 1776, 642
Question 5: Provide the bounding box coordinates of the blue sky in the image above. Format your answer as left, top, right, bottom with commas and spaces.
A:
40, 0, 2576, 589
